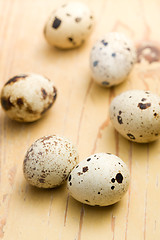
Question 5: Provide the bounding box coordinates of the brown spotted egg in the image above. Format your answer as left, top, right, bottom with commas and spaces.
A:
67, 153, 129, 206
44, 2, 94, 49
90, 32, 136, 87
110, 90, 160, 143
0, 73, 57, 122
23, 135, 79, 188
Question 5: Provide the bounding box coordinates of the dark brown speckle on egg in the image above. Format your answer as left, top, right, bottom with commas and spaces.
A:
5, 74, 28, 86
16, 98, 24, 107
112, 53, 116, 57
68, 37, 73, 42
75, 17, 81, 22
26, 105, 35, 114
93, 61, 99, 67
39, 178, 45, 183
101, 40, 108, 46
116, 173, 123, 183
127, 133, 135, 140
41, 88, 47, 99
82, 166, 88, 173
52, 17, 62, 29
138, 102, 151, 110
69, 175, 71, 181
102, 81, 110, 86
1, 97, 14, 110
87, 158, 91, 161
111, 178, 115, 183
117, 115, 123, 124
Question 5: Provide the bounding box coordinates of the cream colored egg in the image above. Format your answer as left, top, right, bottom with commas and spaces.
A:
0, 73, 57, 122
23, 135, 79, 188
90, 32, 136, 87
67, 153, 129, 206
110, 90, 160, 143
44, 2, 94, 49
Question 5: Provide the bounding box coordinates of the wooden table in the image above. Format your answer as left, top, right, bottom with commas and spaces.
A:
0, 0, 160, 239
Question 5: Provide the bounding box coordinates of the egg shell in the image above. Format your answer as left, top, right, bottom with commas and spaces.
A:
23, 135, 79, 188
90, 32, 136, 87
67, 153, 129, 206
44, 2, 94, 49
0, 73, 57, 122
110, 90, 160, 143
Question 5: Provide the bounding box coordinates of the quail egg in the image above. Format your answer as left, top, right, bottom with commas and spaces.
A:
44, 1, 94, 49
0, 73, 57, 122
110, 89, 160, 143
90, 32, 136, 87
23, 135, 79, 188
67, 153, 129, 206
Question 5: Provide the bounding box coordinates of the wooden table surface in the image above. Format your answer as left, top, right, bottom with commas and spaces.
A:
1, 0, 160, 239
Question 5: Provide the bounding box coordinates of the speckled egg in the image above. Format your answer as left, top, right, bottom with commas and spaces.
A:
23, 135, 79, 188
67, 153, 129, 206
44, 2, 94, 49
0, 73, 57, 122
110, 90, 160, 143
90, 32, 136, 87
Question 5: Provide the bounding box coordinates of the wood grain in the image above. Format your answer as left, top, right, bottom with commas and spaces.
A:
0, 0, 160, 239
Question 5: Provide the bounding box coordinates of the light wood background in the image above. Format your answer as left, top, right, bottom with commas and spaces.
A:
0, 0, 160, 239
